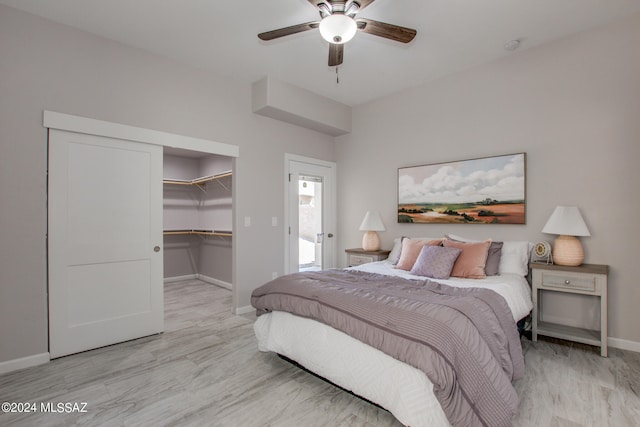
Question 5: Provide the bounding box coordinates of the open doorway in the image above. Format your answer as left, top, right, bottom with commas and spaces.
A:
162, 147, 233, 289
298, 175, 323, 271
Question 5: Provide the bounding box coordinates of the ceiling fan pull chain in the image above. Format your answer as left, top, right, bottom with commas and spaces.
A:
336, 66, 340, 84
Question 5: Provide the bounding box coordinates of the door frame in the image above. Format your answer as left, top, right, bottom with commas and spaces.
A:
284, 153, 337, 274
44, 111, 239, 157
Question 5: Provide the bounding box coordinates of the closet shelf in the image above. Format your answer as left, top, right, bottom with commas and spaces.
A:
163, 171, 232, 188
163, 229, 232, 237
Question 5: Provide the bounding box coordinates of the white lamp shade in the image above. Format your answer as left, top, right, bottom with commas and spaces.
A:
359, 211, 385, 231
319, 14, 357, 44
542, 206, 590, 237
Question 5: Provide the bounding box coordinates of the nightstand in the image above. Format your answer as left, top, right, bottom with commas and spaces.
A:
530, 262, 608, 356
345, 248, 391, 267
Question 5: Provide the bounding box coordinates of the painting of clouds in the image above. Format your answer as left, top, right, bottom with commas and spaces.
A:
398, 153, 525, 224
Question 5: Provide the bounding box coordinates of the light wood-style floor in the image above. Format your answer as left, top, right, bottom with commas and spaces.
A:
1, 279, 639, 427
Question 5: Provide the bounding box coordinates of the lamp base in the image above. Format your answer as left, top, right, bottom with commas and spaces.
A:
553, 235, 584, 266
362, 231, 381, 251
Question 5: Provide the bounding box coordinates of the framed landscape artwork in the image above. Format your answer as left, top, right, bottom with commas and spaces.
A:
398, 153, 526, 224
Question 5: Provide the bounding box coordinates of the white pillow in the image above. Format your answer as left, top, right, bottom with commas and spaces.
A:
445, 234, 531, 276
498, 241, 532, 276
387, 237, 403, 264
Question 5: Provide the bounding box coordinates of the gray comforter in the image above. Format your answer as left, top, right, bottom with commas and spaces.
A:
251, 269, 525, 427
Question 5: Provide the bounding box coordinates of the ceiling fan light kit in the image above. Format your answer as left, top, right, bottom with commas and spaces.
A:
319, 14, 357, 44
258, 0, 417, 66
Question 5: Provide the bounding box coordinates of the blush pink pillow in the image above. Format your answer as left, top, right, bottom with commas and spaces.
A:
443, 239, 491, 279
395, 238, 443, 271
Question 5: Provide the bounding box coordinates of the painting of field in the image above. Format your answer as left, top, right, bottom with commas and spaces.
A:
398, 153, 525, 224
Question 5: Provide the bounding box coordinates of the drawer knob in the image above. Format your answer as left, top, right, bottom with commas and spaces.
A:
565, 280, 571, 285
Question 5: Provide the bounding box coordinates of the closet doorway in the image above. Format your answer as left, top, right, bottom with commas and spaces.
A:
162, 148, 233, 290
46, 111, 238, 358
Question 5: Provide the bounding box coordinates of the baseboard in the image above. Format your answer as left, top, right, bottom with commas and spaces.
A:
235, 305, 256, 316
197, 274, 232, 290
164, 274, 198, 283
0, 352, 50, 375
165, 274, 232, 290
609, 337, 640, 353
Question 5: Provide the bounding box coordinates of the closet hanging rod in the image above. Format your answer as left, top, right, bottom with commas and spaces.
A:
163, 170, 232, 187
163, 229, 232, 237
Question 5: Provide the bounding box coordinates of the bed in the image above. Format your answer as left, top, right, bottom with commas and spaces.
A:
251, 237, 533, 427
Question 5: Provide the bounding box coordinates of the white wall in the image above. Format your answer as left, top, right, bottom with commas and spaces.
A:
198, 155, 233, 285
163, 155, 200, 233
0, 5, 335, 364
336, 13, 640, 345
163, 154, 202, 279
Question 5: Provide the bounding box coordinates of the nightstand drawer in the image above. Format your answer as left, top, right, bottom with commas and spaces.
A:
345, 249, 391, 267
349, 254, 374, 266
541, 271, 596, 292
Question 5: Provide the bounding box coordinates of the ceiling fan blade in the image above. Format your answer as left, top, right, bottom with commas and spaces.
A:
258, 21, 319, 41
356, 18, 416, 43
328, 43, 344, 66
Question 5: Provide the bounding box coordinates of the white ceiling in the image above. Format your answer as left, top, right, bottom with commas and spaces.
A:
2, 0, 640, 106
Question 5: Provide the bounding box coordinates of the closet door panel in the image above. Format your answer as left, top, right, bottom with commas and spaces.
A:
48, 129, 163, 358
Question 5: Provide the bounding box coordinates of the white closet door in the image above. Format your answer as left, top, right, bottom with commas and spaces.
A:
48, 129, 163, 358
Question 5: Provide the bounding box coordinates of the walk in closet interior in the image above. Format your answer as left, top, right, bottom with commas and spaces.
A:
163, 148, 233, 289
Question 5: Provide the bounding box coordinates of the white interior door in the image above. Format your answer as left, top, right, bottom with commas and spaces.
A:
48, 129, 163, 358
286, 156, 336, 274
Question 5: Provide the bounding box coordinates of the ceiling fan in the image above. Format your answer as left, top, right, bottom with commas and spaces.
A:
258, 0, 417, 66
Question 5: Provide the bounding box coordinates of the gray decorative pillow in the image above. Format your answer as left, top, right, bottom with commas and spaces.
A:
484, 241, 503, 276
445, 234, 503, 276
410, 245, 462, 279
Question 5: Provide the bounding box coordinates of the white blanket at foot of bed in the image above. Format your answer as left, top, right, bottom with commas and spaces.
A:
254, 310, 450, 427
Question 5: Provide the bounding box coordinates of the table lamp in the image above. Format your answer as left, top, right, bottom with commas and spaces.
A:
359, 211, 385, 251
542, 206, 590, 266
